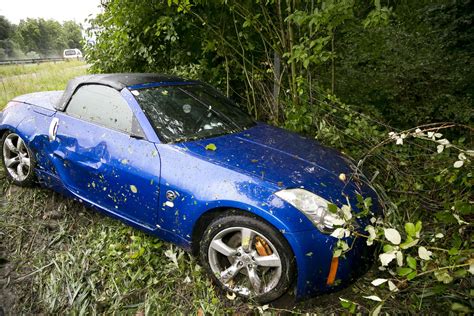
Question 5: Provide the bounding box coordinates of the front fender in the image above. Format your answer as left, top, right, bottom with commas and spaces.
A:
155, 143, 317, 245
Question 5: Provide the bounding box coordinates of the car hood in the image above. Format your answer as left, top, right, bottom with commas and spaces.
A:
176, 123, 376, 207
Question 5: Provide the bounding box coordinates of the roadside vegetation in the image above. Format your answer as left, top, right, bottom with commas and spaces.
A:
1, 0, 473, 314
0, 60, 86, 108
0, 60, 84, 77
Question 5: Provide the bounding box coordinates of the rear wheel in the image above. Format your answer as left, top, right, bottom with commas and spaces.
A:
200, 212, 295, 303
1, 132, 36, 186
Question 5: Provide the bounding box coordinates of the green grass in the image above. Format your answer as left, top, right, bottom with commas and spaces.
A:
0, 60, 85, 77
0, 61, 87, 109
0, 170, 236, 314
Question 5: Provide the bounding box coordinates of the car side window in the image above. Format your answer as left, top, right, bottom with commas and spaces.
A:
66, 84, 144, 136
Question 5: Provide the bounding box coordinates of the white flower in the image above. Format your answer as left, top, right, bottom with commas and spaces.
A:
332, 218, 346, 226
453, 214, 468, 225
396, 138, 404, 145
379, 252, 397, 266
331, 228, 346, 239
342, 205, 352, 220
384, 228, 401, 245
435, 233, 444, 239
344, 229, 351, 237
388, 280, 398, 292
367, 227, 376, 238
164, 248, 179, 267
364, 295, 382, 302
396, 251, 404, 266
453, 160, 464, 168
338, 240, 349, 251
366, 225, 377, 246
371, 278, 388, 286
257, 305, 269, 312
418, 246, 432, 260
437, 145, 444, 153
438, 138, 450, 145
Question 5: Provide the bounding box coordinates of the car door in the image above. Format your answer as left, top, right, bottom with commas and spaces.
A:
49, 84, 161, 229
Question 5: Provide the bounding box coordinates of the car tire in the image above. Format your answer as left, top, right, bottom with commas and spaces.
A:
200, 211, 296, 303
1, 131, 36, 186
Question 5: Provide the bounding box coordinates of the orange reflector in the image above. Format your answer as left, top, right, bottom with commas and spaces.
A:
326, 256, 339, 285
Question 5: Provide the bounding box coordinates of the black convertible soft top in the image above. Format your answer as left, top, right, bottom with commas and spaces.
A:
55, 73, 185, 111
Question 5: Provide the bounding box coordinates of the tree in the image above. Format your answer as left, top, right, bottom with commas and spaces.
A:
14, 18, 83, 57
62, 21, 83, 49
0, 15, 13, 41
85, 0, 473, 128
0, 16, 14, 59
332, 0, 474, 127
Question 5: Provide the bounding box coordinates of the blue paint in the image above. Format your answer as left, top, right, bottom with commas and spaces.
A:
0, 80, 383, 300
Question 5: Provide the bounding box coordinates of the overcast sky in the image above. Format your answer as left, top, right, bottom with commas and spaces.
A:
0, 0, 102, 25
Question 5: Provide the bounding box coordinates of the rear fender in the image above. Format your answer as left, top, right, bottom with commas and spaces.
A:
0, 101, 29, 133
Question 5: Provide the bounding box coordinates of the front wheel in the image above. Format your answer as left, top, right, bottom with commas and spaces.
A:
1, 132, 36, 186
200, 212, 296, 303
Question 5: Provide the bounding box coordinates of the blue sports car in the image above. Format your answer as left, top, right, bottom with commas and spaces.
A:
0, 74, 381, 303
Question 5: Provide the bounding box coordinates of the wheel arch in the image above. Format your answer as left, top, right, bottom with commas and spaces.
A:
190, 206, 294, 257
0, 125, 18, 136
0, 128, 9, 139
0, 125, 25, 141
0, 126, 34, 151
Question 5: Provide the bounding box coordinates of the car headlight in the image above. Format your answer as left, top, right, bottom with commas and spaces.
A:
275, 188, 345, 233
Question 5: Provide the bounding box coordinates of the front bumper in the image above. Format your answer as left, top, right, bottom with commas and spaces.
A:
285, 228, 376, 299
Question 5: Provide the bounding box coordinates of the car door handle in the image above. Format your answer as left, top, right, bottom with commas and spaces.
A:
49, 118, 59, 141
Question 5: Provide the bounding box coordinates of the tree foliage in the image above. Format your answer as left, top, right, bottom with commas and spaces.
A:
86, 0, 472, 128
0, 16, 83, 59
335, 0, 474, 127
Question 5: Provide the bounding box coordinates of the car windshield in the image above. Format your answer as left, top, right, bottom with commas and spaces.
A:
133, 84, 255, 143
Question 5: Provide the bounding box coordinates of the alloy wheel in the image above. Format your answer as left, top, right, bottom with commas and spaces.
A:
208, 226, 283, 297
3, 133, 31, 182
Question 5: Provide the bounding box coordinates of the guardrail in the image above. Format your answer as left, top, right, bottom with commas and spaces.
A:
0, 57, 66, 66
